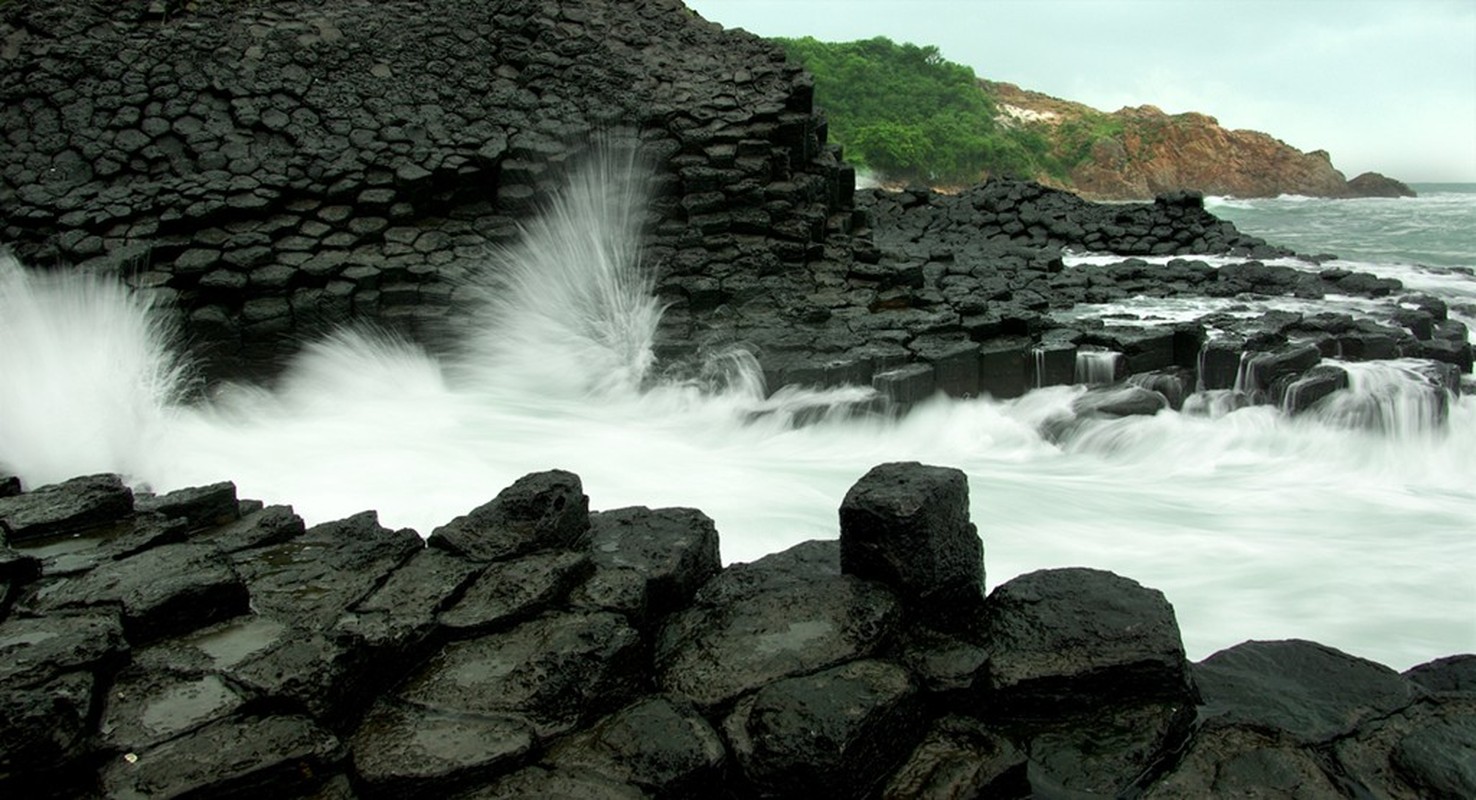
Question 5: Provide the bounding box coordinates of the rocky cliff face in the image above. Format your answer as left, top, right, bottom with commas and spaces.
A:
0, 0, 852, 374
986, 80, 1415, 200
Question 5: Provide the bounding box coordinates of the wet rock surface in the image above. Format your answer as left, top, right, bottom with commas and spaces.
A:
0, 0, 1471, 797
1, 464, 1467, 798
723, 659, 921, 798
980, 567, 1196, 711
654, 539, 901, 711
839, 461, 982, 621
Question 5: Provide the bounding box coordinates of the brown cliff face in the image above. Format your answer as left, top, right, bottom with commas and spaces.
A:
986, 81, 1409, 201
1070, 105, 1351, 199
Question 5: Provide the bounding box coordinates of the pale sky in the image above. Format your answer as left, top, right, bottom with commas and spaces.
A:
685, 0, 1476, 183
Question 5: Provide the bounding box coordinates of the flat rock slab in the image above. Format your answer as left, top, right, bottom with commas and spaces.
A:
438, 549, 590, 636
233, 511, 421, 628
337, 547, 485, 655
428, 470, 590, 562
100, 670, 247, 751
13, 512, 187, 577
349, 701, 535, 797
132, 615, 356, 721
546, 695, 726, 795
100, 714, 343, 800
1194, 638, 1418, 743
0, 611, 126, 687
724, 659, 921, 799
191, 505, 304, 554
135, 482, 240, 533
587, 506, 721, 617
655, 560, 900, 710
0, 474, 133, 541
980, 567, 1193, 710
32, 542, 248, 642
399, 610, 643, 739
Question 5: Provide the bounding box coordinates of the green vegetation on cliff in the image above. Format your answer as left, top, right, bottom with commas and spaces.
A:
775, 37, 1011, 183
775, 36, 1114, 185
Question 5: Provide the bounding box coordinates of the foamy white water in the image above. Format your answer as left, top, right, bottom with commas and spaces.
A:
1, 167, 1473, 672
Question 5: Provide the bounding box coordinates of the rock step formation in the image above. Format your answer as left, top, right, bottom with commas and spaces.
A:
1, 466, 1471, 798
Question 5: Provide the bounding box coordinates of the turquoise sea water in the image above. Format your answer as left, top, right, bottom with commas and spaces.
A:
1209, 183, 1476, 269
2, 170, 1473, 671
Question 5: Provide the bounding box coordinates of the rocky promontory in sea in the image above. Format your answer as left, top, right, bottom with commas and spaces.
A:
2, 467, 1473, 798
984, 80, 1420, 201
1, 0, 1474, 796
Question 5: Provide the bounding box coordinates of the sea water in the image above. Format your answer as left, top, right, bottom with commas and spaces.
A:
1, 172, 1472, 672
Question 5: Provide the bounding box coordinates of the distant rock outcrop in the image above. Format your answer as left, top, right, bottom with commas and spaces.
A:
985, 80, 1417, 201
1347, 171, 1418, 198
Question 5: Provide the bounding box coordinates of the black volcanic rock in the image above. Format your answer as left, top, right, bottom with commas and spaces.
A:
1142, 725, 1346, 799
585, 506, 722, 621
98, 714, 344, 800
884, 715, 1029, 799
1194, 639, 1419, 743
438, 549, 591, 636
99, 669, 248, 753
465, 765, 647, 799
723, 659, 922, 799
30, 542, 249, 643
545, 695, 727, 796
655, 540, 901, 711
428, 471, 590, 563
0, 473, 133, 541
1405, 654, 1476, 694
233, 511, 421, 628
349, 701, 535, 798
978, 567, 1196, 712
399, 610, 644, 740
1332, 695, 1476, 799
134, 482, 241, 533
839, 461, 983, 622
0, 672, 97, 787
0, 465, 1468, 797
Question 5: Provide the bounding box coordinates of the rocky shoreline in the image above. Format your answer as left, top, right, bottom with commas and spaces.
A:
2, 466, 1472, 798
3, 0, 1467, 399
2, 1, 1475, 796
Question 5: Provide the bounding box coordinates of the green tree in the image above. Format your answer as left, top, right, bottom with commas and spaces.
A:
776, 36, 1001, 184
776, 35, 1124, 186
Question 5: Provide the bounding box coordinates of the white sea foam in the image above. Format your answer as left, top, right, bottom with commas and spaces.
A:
1, 166, 1473, 671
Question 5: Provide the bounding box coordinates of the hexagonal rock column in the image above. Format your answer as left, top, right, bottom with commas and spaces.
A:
838, 462, 983, 625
